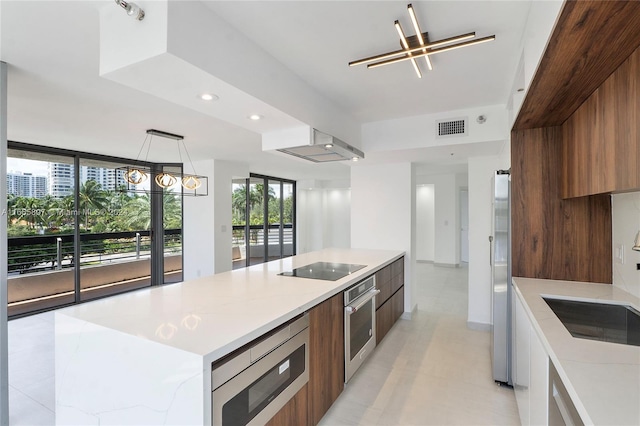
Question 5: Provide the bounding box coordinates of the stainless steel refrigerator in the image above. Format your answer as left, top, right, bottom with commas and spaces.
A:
490, 170, 512, 385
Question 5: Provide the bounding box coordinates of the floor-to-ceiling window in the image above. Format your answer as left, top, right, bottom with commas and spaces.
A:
232, 174, 295, 269
6, 149, 76, 315
6, 142, 183, 317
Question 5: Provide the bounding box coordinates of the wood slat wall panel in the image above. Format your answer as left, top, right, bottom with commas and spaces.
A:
514, 0, 640, 130
511, 127, 612, 283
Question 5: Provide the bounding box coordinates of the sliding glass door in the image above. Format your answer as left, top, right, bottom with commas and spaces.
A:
232, 174, 295, 269
6, 149, 76, 316
6, 143, 184, 317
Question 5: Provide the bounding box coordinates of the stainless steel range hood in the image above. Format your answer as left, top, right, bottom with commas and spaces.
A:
276, 129, 364, 163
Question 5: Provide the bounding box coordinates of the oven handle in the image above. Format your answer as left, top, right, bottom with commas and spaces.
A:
345, 289, 380, 314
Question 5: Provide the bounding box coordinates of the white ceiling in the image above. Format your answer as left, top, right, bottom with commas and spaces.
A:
1, 1, 532, 181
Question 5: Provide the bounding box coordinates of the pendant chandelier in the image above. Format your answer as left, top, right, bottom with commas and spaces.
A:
117, 129, 208, 196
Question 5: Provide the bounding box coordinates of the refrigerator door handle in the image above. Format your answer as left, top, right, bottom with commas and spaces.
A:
489, 235, 493, 266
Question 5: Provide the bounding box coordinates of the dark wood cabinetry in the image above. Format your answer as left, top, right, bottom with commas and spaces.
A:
509, 1, 640, 284
511, 128, 612, 284
265, 384, 308, 426
307, 292, 344, 425
562, 45, 640, 198
375, 257, 405, 344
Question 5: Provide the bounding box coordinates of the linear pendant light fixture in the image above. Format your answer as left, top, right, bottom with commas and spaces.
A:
349, 3, 495, 78
117, 129, 208, 197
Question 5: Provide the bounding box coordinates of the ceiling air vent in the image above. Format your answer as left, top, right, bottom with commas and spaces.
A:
436, 117, 468, 138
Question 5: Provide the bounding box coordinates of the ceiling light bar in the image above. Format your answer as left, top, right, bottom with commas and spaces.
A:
146, 129, 184, 140
367, 35, 496, 69
407, 4, 432, 71
349, 32, 476, 67
394, 20, 422, 78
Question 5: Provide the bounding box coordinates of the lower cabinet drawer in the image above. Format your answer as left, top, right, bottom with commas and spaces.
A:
376, 286, 404, 345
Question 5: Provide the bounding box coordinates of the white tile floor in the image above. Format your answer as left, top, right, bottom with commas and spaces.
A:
7, 263, 520, 425
319, 263, 520, 426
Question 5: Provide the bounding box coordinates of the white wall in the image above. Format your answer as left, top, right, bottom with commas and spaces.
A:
508, 0, 564, 126
183, 160, 248, 280
351, 163, 416, 314
297, 181, 351, 254
297, 189, 324, 254
323, 189, 351, 249
612, 192, 640, 299
416, 184, 435, 261
1, 59, 9, 425
362, 104, 507, 154
467, 155, 506, 327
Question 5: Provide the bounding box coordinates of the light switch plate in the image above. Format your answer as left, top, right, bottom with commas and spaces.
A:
615, 244, 624, 264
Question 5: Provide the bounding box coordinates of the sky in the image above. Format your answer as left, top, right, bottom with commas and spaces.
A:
6, 158, 49, 177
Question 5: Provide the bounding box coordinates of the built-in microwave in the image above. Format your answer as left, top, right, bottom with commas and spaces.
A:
212, 314, 309, 425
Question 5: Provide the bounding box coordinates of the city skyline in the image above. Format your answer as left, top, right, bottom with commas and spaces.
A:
6, 159, 126, 198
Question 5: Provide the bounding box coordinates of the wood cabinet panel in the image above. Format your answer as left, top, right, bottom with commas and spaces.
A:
376, 294, 393, 346
515, 1, 640, 130
375, 257, 404, 310
376, 286, 404, 345
265, 384, 308, 426
308, 293, 344, 425
391, 268, 404, 295
391, 258, 403, 279
375, 265, 392, 310
511, 127, 612, 284
562, 45, 640, 198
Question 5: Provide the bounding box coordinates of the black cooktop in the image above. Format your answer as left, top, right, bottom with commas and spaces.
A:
279, 262, 366, 281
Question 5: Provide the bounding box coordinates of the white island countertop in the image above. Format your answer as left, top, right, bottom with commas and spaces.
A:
512, 277, 640, 426
55, 248, 404, 425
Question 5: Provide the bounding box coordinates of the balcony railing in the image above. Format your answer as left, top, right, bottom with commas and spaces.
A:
7, 229, 183, 317
8, 229, 182, 275
232, 223, 293, 246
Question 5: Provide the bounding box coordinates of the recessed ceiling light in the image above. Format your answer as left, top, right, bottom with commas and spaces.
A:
325, 143, 333, 148
352, 157, 359, 162
199, 93, 218, 101
248, 114, 262, 121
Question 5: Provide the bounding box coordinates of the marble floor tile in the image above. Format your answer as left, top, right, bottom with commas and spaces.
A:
320, 263, 520, 426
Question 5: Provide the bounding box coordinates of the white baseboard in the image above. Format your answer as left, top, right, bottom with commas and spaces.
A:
467, 321, 491, 332
416, 260, 434, 264
434, 262, 459, 268
401, 304, 418, 320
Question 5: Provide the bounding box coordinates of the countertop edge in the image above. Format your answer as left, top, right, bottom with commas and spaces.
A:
203, 251, 405, 364
512, 276, 640, 426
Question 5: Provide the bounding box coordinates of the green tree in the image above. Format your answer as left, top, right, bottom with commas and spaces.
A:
163, 192, 182, 230
13, 196, 43, 229
79, 180, 108, 229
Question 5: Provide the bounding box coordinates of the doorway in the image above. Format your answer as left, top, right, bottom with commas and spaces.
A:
232, 174, 296, 269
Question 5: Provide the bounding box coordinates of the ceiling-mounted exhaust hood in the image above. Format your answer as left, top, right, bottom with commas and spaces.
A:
276, 129, 364, 163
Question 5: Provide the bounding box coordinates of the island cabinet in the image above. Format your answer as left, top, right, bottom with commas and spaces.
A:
266, 384, 308, 426
307, 292, 344, 425
376, 257, 405, 344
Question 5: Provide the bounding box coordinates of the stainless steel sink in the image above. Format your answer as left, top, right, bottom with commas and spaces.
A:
543, 297, 640, 347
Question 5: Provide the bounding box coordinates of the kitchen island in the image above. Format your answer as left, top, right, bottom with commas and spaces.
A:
512, 277, 640, 425
55, 248, 404, 425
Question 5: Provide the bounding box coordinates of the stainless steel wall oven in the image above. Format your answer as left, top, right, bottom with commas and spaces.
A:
344, 275, 379, 382
212, 314, 309, 425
